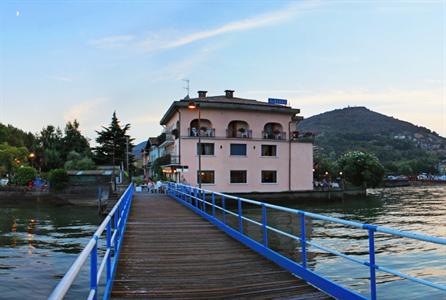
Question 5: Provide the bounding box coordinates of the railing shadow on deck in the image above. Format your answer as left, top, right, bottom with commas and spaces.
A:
166, 182, 446, 300
48, 183, 134, 300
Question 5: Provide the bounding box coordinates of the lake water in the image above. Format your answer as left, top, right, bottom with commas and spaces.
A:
0, 200, 101, 299
228, 186, 446, 300
0, 186, 445, 299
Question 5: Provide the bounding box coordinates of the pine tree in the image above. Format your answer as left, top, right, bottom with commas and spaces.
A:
94, 112, 135, 172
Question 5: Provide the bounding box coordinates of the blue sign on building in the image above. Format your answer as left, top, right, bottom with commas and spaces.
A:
268, 98, 288, 105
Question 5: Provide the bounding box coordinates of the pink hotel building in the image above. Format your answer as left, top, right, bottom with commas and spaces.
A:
157, 90, 313, 193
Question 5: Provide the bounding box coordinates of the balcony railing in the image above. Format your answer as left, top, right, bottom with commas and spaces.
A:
188, 127, 215, 137
170, 155, 180, 164
262, 131, 286, 140
291, 131, 315, 143
226, 129, 252, 139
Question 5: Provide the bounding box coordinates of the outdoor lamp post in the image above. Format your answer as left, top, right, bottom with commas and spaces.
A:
28, 153, 36, 168
188, 100, 202, 188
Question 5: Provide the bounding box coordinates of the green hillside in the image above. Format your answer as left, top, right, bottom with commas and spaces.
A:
298, 107, 446, 174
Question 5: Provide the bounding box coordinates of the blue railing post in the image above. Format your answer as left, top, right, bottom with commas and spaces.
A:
106, 221, 111, 281
238, 198, 243, 233
114, 212, 119, 254
188, 186, 192, 203
299, 212, 307, 269
262, 204, 268, 247
368, 228, 377, 300
194, 188, 198, 207
211, 192, 215, 217
90, 238, 98, 300
222, 195, 226, 224
202, 190, 206, 212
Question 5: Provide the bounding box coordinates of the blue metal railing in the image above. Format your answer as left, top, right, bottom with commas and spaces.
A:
166, 182, 446, 300
49, 183, 134, 300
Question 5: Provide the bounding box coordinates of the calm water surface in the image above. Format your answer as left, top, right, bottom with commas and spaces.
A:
0, 200, 101, 299
0, 186, 445, 299
232, 186, 446, 300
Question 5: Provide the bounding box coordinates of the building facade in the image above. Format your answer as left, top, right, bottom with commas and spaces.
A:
157, 90, 313, 193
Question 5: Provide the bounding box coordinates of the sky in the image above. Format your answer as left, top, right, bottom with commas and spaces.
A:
0, 0, 445, 144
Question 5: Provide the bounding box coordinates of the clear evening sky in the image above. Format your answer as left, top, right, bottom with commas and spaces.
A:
0, 1, 444, 143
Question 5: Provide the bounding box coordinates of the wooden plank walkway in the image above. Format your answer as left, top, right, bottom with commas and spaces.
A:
111, 193, 331, 299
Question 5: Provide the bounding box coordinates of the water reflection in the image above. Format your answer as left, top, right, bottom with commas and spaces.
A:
0, 200, 101, 299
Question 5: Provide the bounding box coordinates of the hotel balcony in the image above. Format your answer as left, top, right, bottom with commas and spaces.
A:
188, 127, 215, 137
291, 131, 315, 143
262, 131, 286, 140
226, 128, 252, 139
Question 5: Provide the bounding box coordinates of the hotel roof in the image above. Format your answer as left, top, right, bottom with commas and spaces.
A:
160, 92, 300, 125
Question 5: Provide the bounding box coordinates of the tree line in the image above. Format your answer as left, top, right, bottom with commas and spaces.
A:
0, 112, 135, 186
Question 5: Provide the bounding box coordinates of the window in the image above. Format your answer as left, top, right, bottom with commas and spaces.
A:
198, 171, 215, 184
197, 143, 214, 155
230, 144, 247, 156
261, 170, 277, 183
230, 170, 247, 183
261, 145, 277, 156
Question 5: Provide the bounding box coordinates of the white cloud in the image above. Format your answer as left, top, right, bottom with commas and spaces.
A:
90, 1, 317, 52
63, 98, 110, 138
148, 44, 222, 82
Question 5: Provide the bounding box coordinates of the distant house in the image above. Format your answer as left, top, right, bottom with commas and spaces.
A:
154, 89, 313, 193
143, 137, 161, 178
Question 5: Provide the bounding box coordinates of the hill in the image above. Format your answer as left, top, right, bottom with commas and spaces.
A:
132, 140, 147, 160
298, 107, 446, 173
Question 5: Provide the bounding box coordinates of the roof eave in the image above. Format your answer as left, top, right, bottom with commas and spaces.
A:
160, 101, 301, 125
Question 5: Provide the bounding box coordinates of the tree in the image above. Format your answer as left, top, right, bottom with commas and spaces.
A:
337, 151, 385, 188
313, 153, 337, 180
37, 125, 64, 171
48, 168, 69, 191
0, 143, 29, 177
63, 120, 91, 159
64, 151, 95, 170
94, 112, 135, 172
14, 166, 37, 186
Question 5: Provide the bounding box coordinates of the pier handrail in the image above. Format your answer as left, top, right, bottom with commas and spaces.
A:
166, 182, 446, 300
49, 183, 134, 300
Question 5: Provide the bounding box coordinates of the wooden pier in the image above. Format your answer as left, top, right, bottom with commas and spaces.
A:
111, 193, 330, 299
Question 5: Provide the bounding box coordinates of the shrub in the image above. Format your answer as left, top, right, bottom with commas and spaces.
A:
337, 151, 385, 188
48, 168, 69, 191
14, 166, 37, 186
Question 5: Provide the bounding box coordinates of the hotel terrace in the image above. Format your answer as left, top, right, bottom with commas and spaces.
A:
147, 90, 314, 193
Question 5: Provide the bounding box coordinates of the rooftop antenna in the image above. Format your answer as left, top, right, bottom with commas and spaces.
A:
182, 79, 190, 98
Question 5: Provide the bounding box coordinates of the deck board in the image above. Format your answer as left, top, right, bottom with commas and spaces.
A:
111, 193, 331, 299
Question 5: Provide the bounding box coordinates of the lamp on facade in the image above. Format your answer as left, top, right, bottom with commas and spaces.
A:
188, 100, 202, 188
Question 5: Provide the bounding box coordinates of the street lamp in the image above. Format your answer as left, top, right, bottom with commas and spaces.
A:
28, 153, 36, 168
188, 100, 202, 188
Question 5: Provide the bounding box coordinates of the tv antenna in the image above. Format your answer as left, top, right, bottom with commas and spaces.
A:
182, 79, 190, 98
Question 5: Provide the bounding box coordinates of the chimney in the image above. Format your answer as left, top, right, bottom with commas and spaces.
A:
197, 90, 207, 98
225, 90, 234, 98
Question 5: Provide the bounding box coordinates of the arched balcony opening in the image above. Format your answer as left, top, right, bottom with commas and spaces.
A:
227, 120, 252, 138
263, 122, 286, 140
189, 119, 215, 137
